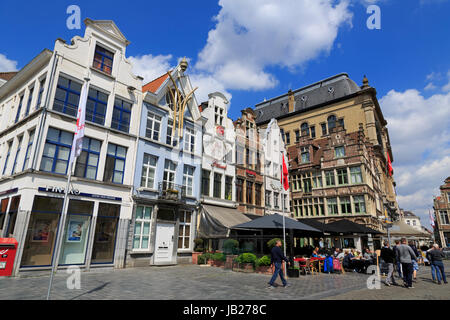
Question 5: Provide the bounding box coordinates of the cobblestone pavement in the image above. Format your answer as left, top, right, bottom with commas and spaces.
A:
0, 262, 448, 300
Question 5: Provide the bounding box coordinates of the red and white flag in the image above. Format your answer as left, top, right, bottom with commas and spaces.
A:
429, 209, 435, 229
387, 152, 393, 176
69, 81, 89, 165
281, 153, 289, 191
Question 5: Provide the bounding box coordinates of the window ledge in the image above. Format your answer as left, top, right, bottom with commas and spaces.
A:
90, 66, 116, 80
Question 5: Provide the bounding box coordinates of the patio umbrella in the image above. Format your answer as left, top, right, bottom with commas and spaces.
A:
231, 213, 321, 232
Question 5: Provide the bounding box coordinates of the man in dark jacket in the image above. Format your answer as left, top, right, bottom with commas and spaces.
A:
428, 244, 447, 285
268, 240, 290, 289
393, 240, 403, 278
380, 241, 397, 286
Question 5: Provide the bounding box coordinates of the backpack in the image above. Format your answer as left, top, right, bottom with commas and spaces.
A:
333, 258, 341, 270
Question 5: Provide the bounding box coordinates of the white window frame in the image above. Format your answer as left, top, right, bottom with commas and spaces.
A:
146, 112, 162, 141
163, 160, 177, 188
178, 210, 192, 251
132, 206, 153, 251
183, 165, 195, 197
184, 127, 195, 153
141, 154, 157, 189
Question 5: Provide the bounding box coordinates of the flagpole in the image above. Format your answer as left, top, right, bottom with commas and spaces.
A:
46, 160, 73, 300
281, 150, 287, 279
46, 78, 89, 300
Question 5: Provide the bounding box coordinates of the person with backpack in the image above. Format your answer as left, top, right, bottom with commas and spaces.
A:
380, 240, 397, 286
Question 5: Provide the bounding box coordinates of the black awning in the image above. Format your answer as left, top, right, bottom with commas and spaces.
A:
231, 213, 321, 233
325, 219, 382, 235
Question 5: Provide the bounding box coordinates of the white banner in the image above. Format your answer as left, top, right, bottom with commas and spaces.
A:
69, 81, 88, 165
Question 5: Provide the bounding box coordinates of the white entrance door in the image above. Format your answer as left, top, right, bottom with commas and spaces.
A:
154, 223, 175, 265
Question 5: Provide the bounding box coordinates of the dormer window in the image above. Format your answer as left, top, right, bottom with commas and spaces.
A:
93, 45, 114, 75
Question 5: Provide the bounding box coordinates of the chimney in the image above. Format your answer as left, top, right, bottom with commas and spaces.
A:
288, 89, 295, 113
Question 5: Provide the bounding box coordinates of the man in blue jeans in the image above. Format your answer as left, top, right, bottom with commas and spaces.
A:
268, 240, 290, 289
428, 244, 447, 285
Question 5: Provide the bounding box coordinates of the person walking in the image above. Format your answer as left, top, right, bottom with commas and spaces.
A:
409, 240, 420, 282
268, 240, 290, 289
426, 248, 437, 283
380, 241, 397, 286
396, 238, 417, 288
393, 240, 403, 279
428, 243, 447, 285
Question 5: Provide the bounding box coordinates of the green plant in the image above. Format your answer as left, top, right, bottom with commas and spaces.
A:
211, 252, 226, 262
223, 239, 239, 254
197, 254, 207, 265
194, 238, 204, 252
267, 238, 284, 250
237, 253, 257, 265
256, 255, 271, 267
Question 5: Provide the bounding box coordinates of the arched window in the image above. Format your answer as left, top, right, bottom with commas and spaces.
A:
301, 123, 309, 137
327, 115, 336, 133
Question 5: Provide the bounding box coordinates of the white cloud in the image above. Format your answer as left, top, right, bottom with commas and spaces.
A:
0, 54, 18, 72
195, 0, 353, 91
424, 82, 437, 91
129, 0, 353, 104
381, 89, 450, 228
128, 54, 174, 83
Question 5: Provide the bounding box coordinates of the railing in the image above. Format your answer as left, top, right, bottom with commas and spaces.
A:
158, 182, 186, 202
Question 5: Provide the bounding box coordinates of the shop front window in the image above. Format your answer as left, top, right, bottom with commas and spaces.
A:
91, 203, 120, 264
59, 200, 94, 265
21, 196, 63, 267
0, 198, 9, 232
5, 196, 20, 237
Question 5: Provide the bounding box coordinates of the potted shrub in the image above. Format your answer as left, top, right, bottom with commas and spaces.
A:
197, 252, 213, 266
237, 253, 257, 272
192, 239, 204, 265
211, 252, 226, 267
255, 255, 272, 274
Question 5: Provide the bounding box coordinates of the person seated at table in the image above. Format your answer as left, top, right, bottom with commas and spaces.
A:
335, 248, 345, 260
312, 248, 320, 257
363, 248, 374, 262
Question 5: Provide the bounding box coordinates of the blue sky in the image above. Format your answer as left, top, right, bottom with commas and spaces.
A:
1, 0, 449, 228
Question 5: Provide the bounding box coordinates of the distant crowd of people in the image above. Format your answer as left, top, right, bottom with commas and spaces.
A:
380, 238, 447, 288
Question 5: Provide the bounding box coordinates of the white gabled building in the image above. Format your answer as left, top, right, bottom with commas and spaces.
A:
262, 119, 290, 217
200, 92, 236, 207
0, 18, 143, 276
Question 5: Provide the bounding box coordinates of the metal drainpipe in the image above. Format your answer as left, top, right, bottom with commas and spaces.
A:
31, 51, 59, 171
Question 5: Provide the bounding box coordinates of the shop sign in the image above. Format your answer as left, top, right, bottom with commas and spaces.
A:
246, 169, 256, 178
41, 185, 81, 195
216, 125, 225, 136
38, 187, 122, 201
212, 160, 227, 170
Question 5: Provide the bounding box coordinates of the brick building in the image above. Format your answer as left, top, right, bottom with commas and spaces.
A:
254, 73, 399, 235
433, 177, 450, 247
233, 108, 265, 216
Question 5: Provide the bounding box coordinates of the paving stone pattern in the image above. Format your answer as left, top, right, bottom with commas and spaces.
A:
0, 262, 448, 300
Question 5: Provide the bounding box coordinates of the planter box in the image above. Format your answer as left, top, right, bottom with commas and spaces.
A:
225, 255, 237, 269
192, 252, 202, 265
211, 260, 225, 268
287, 269, 300, 278
240, 263, 255, 273
256, 266, 273, 275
